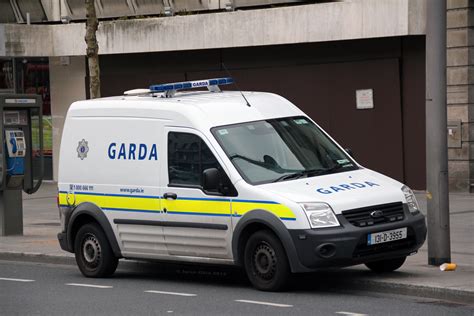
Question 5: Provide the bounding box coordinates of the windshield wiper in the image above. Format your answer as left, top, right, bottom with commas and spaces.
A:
229, 154, 282, 172
317, 164, 345, 175
272, 168, 324, 182
272, 171, 308, 182
272, 164, 352, 183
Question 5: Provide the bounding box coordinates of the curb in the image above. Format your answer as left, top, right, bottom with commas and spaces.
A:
1, 251, 472, 304
343, 278, 474, 305
0, 252, 75, 266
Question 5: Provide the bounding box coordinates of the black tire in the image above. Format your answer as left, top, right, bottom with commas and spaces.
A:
365, 256, 406, 273
244, 230, 290, 291
74, 223, 118, 278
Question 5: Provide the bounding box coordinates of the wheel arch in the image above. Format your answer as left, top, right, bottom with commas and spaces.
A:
232, 209, 311, 273
67, 202, 122, 258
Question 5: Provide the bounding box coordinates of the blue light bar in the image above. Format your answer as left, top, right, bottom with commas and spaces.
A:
149, 77, 233, 94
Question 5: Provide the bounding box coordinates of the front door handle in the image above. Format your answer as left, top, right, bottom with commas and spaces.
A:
163, 192, 177, 200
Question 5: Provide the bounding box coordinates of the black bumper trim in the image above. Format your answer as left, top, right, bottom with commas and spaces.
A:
113, 218, 228, 230
289, 210, 427, 269
57, 232, 73, 253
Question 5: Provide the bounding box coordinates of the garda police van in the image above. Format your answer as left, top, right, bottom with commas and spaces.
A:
57, 78, 426, 291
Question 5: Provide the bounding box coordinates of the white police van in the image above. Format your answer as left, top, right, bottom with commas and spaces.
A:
57, 78, 426, 291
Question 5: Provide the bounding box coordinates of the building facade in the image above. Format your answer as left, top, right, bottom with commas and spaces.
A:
447, 0, 474, 192
0, 0, 472, 192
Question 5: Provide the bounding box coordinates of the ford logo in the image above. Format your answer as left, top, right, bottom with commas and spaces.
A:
370, 210, 384, 218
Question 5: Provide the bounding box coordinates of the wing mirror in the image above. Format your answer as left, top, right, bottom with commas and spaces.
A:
202, 168, 220, 192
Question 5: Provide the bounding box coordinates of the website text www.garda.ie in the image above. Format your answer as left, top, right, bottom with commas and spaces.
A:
120, 187, 145, 194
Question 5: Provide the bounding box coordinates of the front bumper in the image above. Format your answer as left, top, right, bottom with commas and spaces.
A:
289, 209, 427, 269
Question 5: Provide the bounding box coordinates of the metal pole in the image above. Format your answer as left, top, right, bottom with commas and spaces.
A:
426, 0, 451, 265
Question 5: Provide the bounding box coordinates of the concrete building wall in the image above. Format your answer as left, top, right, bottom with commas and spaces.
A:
49, 56, 86, 181
447, 0, 474, 192
1, 0, 426, 57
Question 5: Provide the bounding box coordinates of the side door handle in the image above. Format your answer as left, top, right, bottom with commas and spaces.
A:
163, 192, 177, 200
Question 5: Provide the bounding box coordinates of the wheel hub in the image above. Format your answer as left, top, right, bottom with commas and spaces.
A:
82, 234, 101, 266
253, 242, 276, 280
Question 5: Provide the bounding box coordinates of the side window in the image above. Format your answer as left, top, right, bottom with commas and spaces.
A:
168, 132, 221, 187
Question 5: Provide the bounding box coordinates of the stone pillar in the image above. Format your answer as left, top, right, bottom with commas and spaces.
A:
447, 0, 474, 192
49, 56, 87, 182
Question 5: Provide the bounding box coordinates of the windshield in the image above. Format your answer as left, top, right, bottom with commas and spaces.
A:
212, 116, 358, 184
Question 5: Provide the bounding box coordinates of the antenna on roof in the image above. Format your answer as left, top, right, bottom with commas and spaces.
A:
221, 62, 251, 107
221, 63, 251, 107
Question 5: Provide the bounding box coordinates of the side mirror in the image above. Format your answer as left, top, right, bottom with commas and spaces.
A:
345, 148, 354, 158
202, 168, 220, 192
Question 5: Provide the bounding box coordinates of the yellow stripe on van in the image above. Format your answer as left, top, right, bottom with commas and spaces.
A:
164, 199, 230, 216
232, 201, 295, 219
58, 192, 160, 212
58, 193, 69, 206
58, 192, 296, 220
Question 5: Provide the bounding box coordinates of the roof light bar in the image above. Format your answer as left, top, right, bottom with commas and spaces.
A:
149, 77, 233, 98
123, 88, 152, 96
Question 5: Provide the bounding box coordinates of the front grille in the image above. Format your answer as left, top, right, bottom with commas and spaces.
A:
341, 202, 405, 227
353, 227, 416, 258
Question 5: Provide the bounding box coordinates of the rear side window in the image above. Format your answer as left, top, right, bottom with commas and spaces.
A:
168, 132, 220, 186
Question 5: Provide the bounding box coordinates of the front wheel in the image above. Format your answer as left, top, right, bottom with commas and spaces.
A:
244, 230, 290, 291
74, 223, 118, 278
365, 256, 406, 273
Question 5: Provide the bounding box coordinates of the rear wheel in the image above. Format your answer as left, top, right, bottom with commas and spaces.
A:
244, 230, 290, 291
365, 256, 406, 273
74, 223, 118, 277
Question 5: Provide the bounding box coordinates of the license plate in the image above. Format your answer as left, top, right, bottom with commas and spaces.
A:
367, 227, 407, 245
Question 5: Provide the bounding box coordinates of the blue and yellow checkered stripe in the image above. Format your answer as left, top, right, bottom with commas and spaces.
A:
58, 191, 296, 221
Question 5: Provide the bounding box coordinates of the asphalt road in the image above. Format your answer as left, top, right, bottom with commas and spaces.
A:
0, 260, 472, 316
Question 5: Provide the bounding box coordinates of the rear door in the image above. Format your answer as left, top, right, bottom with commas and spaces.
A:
94, 117, 166, 258
160, 127, 233, 260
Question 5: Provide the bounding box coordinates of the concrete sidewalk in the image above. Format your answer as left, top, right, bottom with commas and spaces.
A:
0, 183, 473, 303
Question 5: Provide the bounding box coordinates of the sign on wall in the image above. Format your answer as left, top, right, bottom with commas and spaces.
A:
356, 89, 374, 109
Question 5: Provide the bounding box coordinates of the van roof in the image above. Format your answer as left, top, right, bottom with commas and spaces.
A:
68, 90, 304, 130
68, 91, 303, 129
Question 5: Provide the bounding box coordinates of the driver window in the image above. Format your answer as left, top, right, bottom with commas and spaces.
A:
168, 132, 221, 187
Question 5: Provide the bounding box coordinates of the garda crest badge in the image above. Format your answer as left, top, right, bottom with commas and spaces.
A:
77, 139, 89, 160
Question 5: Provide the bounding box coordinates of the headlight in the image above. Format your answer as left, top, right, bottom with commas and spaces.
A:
300, 203, 340, 228
402, 185, 420, 214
